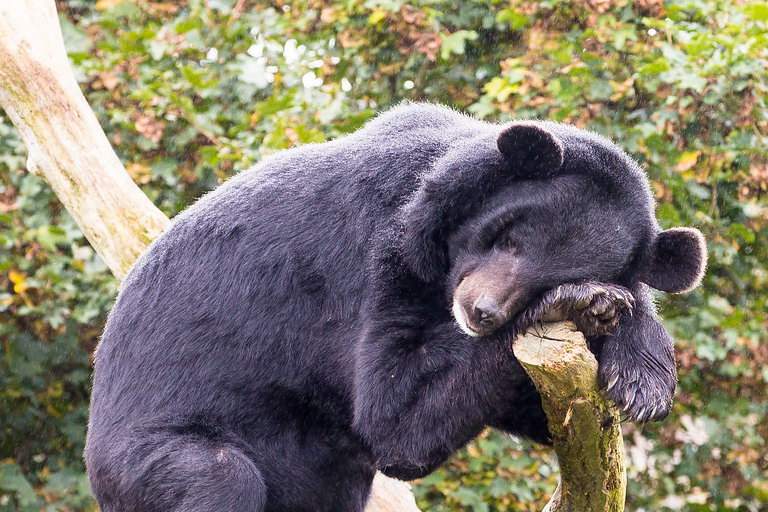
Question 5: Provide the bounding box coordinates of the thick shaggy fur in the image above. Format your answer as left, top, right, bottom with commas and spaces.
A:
86, 103, 705, 511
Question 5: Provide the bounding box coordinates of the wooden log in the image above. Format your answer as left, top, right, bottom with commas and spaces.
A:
365, 473, 420, 512
514, 322, 626, 512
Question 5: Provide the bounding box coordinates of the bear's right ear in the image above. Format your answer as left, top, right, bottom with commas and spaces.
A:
497, 123, 564, 178
639, 227, 707, 293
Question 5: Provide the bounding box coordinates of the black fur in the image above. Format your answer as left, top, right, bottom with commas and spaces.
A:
86, 103, 705, 511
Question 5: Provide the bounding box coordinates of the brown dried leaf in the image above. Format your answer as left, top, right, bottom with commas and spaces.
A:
0, 186, 17, 213
134, 114, 165, 144
338, 29, 366, 49
737, 92, 757, 127
99, 71, 119, 91
126, 162, 151, 185
749, 160, 768, 189
635, 0, 665, 16
675, 151, 700, 173
401, 5, 426, 25
95, 0, 126, 11
320, 7, 338, 24
412, 32, 441, 62
146, 2, 179, 14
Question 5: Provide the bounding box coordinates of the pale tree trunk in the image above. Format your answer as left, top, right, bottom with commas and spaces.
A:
0, 1, 625, 511
0, 0, 168, 279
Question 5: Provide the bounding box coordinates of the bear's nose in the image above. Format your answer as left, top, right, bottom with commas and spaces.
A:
471, 296, 505, 331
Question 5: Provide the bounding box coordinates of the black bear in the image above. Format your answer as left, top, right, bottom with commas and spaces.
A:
85, 103, 706, 511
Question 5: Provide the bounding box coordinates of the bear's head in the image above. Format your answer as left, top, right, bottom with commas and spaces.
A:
400, 121, 707, 337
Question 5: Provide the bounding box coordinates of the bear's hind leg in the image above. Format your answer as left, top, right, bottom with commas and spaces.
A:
87, 427, 267, 512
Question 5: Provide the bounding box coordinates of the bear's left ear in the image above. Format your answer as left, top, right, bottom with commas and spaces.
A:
497, 122, 564, 178
639, 227, 707, 293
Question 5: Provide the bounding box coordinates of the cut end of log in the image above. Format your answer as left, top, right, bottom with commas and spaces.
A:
513, 321, 590, 367
514, 322, 600, 397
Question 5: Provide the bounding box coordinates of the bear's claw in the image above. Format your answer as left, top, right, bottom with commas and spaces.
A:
571, 285, 635, 337
599, 356, 675, 423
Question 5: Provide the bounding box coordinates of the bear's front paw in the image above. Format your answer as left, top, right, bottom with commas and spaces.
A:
567, 283, 634, 337
599, 354, 676, 422
530, 282, 634, 337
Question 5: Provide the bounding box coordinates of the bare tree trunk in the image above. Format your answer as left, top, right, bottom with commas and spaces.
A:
0, 0, 168, 280
0, 1, 625, 510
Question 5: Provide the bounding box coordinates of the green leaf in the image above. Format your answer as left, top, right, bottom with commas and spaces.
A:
640, 57, 671, 75
440, 30, 479, 60
0, 463, 39, 507
35, 225, 69, 251
744, 2, 768, 21
255, 92, 296, 117
496, 9, 530, 30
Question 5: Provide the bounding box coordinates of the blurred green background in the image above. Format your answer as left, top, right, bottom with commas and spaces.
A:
0, 0, 766, 510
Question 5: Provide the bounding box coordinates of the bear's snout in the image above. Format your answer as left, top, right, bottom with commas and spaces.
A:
453, 292, 515, 337
452, 292, 508, 337
472, 296, 505, 331
451, 255, 528, 337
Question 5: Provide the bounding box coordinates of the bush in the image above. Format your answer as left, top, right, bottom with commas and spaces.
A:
0, 1, 766, 510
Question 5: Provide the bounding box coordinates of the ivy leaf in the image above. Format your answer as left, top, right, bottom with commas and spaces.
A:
440, 30, 478, 60
0, 462, 40, 507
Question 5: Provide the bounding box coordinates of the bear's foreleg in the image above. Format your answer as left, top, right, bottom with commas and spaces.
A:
353, 245, 534, 481
596, 284, 677, 422
353, 319, 532, 481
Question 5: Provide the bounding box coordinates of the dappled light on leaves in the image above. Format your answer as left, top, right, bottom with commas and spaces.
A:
0, 0, 766, 510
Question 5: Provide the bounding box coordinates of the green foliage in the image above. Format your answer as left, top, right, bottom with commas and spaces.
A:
0, 0, 766, 510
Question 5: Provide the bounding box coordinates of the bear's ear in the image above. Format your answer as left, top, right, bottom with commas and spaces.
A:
497, 123, 564, 178
639, 227, 707, 293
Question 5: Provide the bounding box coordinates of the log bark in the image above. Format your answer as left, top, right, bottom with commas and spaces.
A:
514, 322, 626, 511
0, 1, 625, 510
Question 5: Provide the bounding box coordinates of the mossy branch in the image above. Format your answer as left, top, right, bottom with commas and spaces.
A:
514, 322, 626, 512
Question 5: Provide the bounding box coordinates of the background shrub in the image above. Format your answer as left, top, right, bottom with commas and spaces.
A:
0, 0, 766, 510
